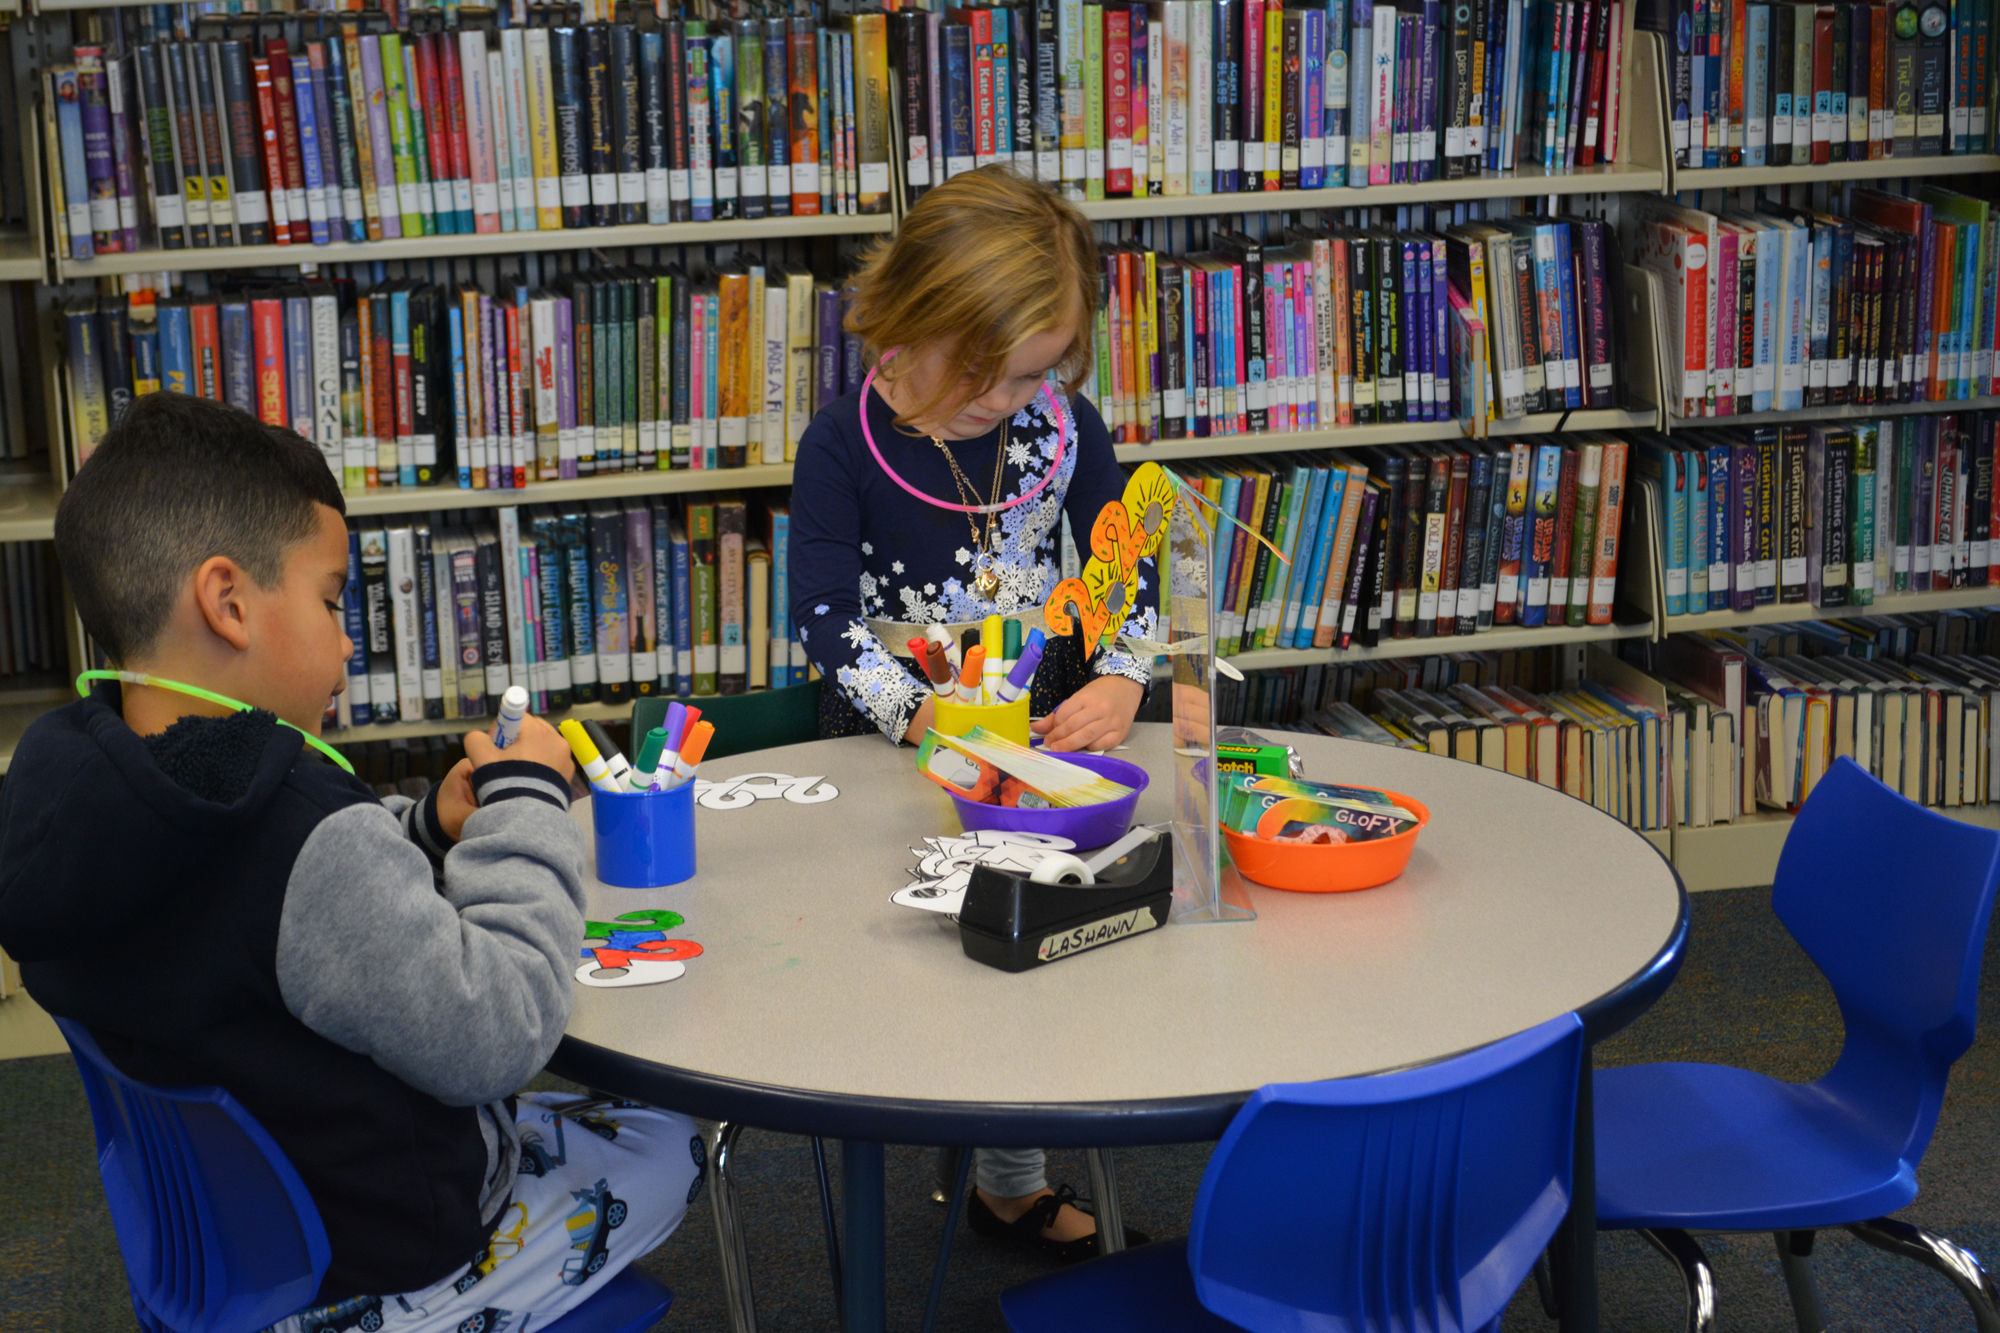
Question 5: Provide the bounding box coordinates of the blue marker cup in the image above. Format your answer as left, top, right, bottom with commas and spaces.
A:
591, 782, 697, 888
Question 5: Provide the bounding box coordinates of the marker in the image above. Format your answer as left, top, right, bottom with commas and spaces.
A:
995, 633, 1045, 704
917, 639, 955, 697
981, 614, 1005, 700
662, 720, 715, 790
558, 719, 619, 792
663, 701, 690, 756
1019, 628, 1047, 690
582, 719, 633, 787
927, 623, 959, 674
1002, 618, 1023, 677
629, 726, 671, 790
491, 685, 530, 748
957, 646, 986, 704
960, 627, 981, 668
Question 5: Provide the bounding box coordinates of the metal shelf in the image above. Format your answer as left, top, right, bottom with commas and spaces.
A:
53, 212, 894, 280
325, 699, 630, 747
0, 233, 43, 283
1660, 585, 2000, 634
341, 463, 797, 516
1667, 395, 2000, 431
1672, 152, 2000, 194
0, 476, 61, 543
1115, 408, 1658, 464
1671, 803, 2000, 891
1226, 617, 1654, 670
1078, 161, 1667, 222
331, 408, 1663, 516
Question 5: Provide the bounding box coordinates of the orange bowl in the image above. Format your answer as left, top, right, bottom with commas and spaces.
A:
1221, 789, 1431, 893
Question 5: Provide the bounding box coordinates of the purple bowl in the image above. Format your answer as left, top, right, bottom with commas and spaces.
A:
950, 751, 1151, 851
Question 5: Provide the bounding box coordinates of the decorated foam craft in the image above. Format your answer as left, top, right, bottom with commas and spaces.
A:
1044, 461, 1179, 654
576, 909, 705, 988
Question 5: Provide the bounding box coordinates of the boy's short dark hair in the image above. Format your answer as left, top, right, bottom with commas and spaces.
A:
55, 393, 346, 664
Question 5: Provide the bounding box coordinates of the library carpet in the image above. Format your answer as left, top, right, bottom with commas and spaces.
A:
3, 884, 1997, 1332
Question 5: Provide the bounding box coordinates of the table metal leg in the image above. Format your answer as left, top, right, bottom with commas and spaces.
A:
1084, 1148, 1126, 1255
708, 1122, 759, 1333
841, 1140, 888, 1333
1554, 1045, 1599, 1333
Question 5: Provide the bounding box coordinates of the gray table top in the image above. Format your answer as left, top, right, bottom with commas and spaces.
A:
552, 723, 1686, 1146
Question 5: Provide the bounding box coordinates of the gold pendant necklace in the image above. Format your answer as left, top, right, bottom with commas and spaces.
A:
933, 422, 1010, 600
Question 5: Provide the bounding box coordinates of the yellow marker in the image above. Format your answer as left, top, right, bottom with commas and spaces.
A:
558, 718, 620, 791
980, 613, 1004, 704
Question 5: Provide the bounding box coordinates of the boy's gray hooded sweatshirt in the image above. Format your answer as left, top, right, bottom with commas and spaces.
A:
0, 684, 584, 1303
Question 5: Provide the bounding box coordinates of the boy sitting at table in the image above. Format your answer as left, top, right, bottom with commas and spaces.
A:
0, 394, 704, 1333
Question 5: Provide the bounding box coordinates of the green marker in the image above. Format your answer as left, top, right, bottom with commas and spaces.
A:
629, 726, 671, 791
1002, 617, 1023, 677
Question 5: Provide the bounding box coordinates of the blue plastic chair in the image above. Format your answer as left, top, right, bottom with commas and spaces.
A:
999, 1011, 1585, 1333
58, 1018, 675, 1333
1593, 756, 2000, 1333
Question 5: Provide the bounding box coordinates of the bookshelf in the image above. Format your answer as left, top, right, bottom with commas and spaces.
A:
1666, 396, 2000, 433
1673, 804, 2000, 892
1656, 586, 2000, 636
50, 213, 896, 282
1671, 151, 2000, 194
8, 0, 2000, 906
1228, 617, 1655, 673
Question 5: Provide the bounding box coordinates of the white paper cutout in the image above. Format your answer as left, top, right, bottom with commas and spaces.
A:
891, 830, 1079, 917
575, 958, 688, 988
692, 773, 840, 810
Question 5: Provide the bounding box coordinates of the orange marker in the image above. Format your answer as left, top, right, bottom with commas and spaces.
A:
957, 646, 986, 704
662, 720, 715, 790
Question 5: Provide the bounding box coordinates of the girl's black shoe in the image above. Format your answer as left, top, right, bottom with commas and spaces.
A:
965, 1183, 1151, 1264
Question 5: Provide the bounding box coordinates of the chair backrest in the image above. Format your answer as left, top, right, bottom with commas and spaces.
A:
632, 679, 822, 762
1773, 755, 2000, 1167
58, 1018, 331, 1333
1187, 1012, 1584, 1333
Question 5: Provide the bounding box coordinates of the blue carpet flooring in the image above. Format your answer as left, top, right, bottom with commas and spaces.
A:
6, 883, 1998, 1330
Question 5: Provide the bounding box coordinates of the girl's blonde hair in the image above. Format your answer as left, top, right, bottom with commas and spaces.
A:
845, 165, 1098, 429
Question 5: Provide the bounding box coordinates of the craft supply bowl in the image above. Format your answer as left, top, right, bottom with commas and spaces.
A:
934, 695, 1033, 746
951, 751, 1150, 851
592, 781, 698, 888
1222, 789, 1431, 893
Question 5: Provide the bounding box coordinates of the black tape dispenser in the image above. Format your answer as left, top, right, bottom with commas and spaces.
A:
957, 829, 1174, 972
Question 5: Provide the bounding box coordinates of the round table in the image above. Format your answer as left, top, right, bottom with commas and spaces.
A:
549, 722, 1687, 1333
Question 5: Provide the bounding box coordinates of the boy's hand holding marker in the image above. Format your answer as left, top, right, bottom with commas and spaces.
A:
444, 713, 576, 840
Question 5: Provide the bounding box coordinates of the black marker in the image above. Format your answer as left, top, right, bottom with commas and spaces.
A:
581, 719, 633, 787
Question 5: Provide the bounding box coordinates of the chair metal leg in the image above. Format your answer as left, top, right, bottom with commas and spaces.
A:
933, 1147, 963, 1204
1638, 1228, 1717, 1333
1534, 1252, 1560, 1319
810, 1135, 843, 1325
1847, 1216, 2000, 1333
1776, 1230, 1828, 1333
708, 1122, 759, 1333
1085, 1147, 1126, 1255
921, 1145, 975, 1333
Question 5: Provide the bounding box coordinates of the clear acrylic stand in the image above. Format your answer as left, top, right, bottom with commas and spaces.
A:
1168, 491, 1255, 925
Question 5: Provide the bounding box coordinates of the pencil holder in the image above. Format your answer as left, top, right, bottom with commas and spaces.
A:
933, 695, 1032, 747
592, 781, 697, 889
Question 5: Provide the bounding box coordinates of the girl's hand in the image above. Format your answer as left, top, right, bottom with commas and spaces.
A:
1032, 675, 1144, 752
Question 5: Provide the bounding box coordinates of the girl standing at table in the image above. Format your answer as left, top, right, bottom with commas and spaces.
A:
788, 167, 1156, 1259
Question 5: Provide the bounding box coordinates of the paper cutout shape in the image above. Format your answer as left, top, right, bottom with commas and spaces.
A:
1043, 461, 1177, 654
691, 773, 839, 810
578, 910, 704, 989
891, 830, 1079, 917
